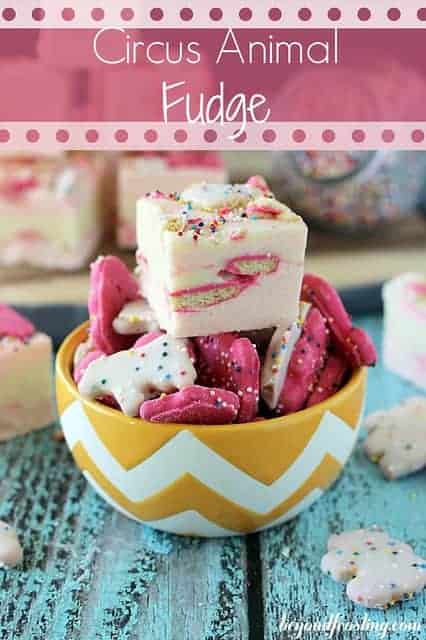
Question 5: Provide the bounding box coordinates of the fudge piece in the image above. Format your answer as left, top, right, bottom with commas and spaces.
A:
137, 178, 307, 337
0, 305, 54, 440
117, 152, 226, 248
0, 153, 102, 270
383, 273, 426, 390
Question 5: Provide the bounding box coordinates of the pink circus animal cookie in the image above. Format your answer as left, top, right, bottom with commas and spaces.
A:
0, 304, 35, 339
363, 397, 426, 480
88, 255, 140, 355
78, 333, 196, 416
276, 307, 330, 415
261, 302, 311, 410
321, 527, 426, 609
112, 299, 160, 336
140, 385, 240, 424
307, 351, 349, 407
0, 521, 23, 568
302, 273, 377, 368
73, 349, 104, 384
194, 334, 260, 422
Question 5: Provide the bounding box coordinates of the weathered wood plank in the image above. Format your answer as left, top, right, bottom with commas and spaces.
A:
260, 315, 426, 640
0, 430, 249, 640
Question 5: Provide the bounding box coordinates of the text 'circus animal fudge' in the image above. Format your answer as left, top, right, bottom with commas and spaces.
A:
78, 332, 197, 416
321, 527, 426, 609
383, 273, 426, 391
136, 177, 307, 338
0, 304, 54, 440
364, 397, 426, 479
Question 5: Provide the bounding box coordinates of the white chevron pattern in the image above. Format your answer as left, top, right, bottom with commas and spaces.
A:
62, 400, 360, 515
86, 470, 323, 536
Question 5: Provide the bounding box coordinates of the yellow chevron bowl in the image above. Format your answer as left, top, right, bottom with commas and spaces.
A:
56, 321, 367, 537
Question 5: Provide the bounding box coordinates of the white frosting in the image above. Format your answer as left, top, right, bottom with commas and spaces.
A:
321, 527, 426, 609
179, 182, 262, 210
78, 334, 196, 416
364, 397, 426, 479
261, 302, 311, 409
0, 521, 23, 568
112, 300, 160, 336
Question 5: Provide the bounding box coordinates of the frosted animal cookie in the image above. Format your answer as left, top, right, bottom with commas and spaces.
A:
321, 527, 426, 609
137, 177, 307, 337
276, 307, 330, 415
88, 255, 140, 354
383, 273, 426, 391
78, 334, 196, 416
112, 299, 160, 336
140, 385, 240, 424
302, 273, 377, 368
261, 302, 311, 410
194, 333, 260, 423
306, 351, 348, 407
0, 521, 23, 568
363, 397, 426, 479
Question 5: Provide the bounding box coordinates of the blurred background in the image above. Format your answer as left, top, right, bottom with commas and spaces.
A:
0, 149, 425, 306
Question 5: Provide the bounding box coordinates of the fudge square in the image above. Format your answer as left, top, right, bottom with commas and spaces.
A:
137, 178, 307, 338
0, 305, 54, 441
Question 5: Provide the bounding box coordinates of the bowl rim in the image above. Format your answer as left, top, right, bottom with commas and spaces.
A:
56, 320, 366, 434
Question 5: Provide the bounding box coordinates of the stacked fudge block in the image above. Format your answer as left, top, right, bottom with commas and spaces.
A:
136, 177, 307, 336
0, 153, 103, 270
117, 152, 226, 248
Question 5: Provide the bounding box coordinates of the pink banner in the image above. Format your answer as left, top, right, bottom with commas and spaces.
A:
0, 24, 425, 148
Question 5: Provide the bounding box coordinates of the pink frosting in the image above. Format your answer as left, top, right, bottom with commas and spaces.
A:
246, 175, 270, 193
170, 276, 255, 312
406, 282, 426, 319
0, 304, 35, 339
0, 176, 39, 201
133, 330, 164, 348
73, 349, 104, 384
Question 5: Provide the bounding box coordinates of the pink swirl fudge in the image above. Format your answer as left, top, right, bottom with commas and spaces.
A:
383, 273, 426, 391
0, 305, 54, 441
0, 154, 102, 270
118, 152, 226, 248
136, 178, 307, 338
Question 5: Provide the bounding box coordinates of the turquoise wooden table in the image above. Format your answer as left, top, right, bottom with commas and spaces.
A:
0, 311, 425, 640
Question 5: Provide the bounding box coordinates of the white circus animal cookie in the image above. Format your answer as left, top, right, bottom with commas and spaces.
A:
363, 397, 426, 479
112, 299, 160, 336
78, 334, 196, 416
321, 527, 426, 609
0, 521, 23, 568
261, 302, 311, 409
